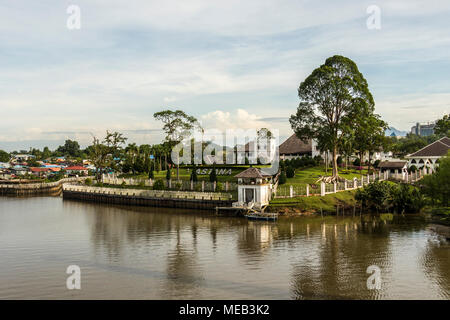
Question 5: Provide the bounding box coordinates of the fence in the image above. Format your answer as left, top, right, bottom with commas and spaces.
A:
63, 184, 232, 201
274, 167, 430, 199
101, 173, 237, 192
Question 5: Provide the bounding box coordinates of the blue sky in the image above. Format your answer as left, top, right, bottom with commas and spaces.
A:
1, 0, 450, 151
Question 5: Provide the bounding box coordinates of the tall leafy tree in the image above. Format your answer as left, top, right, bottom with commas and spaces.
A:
290, 55, 375, 178
154, 109, 198, 179
0, 150, 10, 162
434, 114, 450, 137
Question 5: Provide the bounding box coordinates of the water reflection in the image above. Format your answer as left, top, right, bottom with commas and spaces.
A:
0, 197, 448, 299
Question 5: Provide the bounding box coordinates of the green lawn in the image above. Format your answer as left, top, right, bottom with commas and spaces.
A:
269, 190, 357, 213
284, 166, 369, 187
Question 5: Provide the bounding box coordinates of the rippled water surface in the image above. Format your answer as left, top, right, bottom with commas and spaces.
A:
0, 196, 448, 299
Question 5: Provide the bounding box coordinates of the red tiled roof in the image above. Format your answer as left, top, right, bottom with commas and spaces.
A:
30, 167, 50, 172
407, 137, 450, 157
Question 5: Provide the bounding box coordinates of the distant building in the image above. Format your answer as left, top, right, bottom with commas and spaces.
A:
406, 136, 450, 169
234, 167, 273, 210
279, 134, 313, 160
65, 166, 89, 176
379, 161, 408, 180
410, 122, 436, 137
11, 154, 35, 163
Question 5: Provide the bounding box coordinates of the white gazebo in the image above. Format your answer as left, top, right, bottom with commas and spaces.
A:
234, 167, 273, 210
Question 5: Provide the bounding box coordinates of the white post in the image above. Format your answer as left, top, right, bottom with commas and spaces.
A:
225, 181, 229, 191
202, 181, 205, 192
306, 184, 309, 197
190, 180, 193, 190
367, 174, 370, 184
289, 185, 293, 198
344, 180, 347, 190
333, 182, 337, 193
372, 172, 376, 181
353, 178, 357, 189
213, 181, 217, 192
320, 182, 325, 196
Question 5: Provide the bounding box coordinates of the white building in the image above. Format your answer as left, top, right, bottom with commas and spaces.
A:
406, 137, 450, 169
234, 167, 273, 210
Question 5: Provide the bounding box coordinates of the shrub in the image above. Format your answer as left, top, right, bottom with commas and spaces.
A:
209, 166, 217, 182
353, 158, 361, 166
166, 168, 171, 181
195, 183, 202, 191
95, 182, 103, 187
215, 182, 223, 192
138, 181, 145, 188
355, 180, 393, 212
190, 166, 198, 182
175, 182, 182, 190
279, 171, 287, 185
286, 166, 295, 178
337, 156, 343, 166
84, 178, 92, 186
373, 160, 381, 168
148, 169, 154, 179
153, 179, 165, 190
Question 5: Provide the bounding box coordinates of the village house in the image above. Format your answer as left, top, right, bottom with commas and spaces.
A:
406, 136, 450, 169
30, 167, 51, 178
11, 154, 35, 164
64, 166, 89, 176
10, 165, 29, 176
378, 161, 408, 179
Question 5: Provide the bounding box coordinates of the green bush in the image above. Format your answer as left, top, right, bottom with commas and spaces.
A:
153, 179, 165, 190
286, 166, 295, 178
84, 178, 92, 186
175, 182, 182, 190
279, 171, 287, 185
353, 158, 361, 166
215, 182, 223, 192
195, 183, 202, 191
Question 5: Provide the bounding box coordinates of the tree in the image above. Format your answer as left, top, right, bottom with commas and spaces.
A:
352, 106, 387, 173
290, 55, 375, 179
434, 114, 450, 137
286, 166, 295, 178
166, 166, 171, 181
154, 110, 198, 179
89, 131, 127, 180
190, 165, 198, 182
419, 152, 450, 206
57, 139, 81, 157
209, 164, 217, 182
0, 150, 10, 162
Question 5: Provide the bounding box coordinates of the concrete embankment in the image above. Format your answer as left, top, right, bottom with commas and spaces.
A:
0, 177, 89, 196
62, 185, 234, 210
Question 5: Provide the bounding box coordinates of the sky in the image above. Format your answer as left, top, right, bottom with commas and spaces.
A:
1, 0, 450, 151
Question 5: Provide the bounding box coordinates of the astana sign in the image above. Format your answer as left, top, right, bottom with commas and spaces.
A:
171, 128, 280, 175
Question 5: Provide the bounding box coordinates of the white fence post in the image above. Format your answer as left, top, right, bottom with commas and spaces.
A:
202, 181, 205, 192
333, 182, 337, 193
306, 184, 309, 197
289, 185, 293, 198
320, 182, 325, 196
344, 180, 347, 190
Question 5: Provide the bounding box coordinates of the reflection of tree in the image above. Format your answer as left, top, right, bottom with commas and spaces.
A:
421, 238, 450, 299
290, 216, 393, 300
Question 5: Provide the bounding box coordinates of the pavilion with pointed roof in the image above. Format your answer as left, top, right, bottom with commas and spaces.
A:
234, 167, 274, 210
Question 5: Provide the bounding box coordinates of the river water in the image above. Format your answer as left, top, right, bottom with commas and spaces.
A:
0, 196, 448, 299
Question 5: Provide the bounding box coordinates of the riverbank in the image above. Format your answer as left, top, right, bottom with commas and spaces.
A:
268, 190, 357, 216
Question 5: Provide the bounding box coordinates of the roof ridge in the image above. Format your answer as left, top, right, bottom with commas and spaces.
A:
407, 139, 442, 157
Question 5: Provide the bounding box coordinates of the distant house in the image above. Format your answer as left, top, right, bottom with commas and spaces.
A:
379, 161, 408, 179
406, 137, 450, 169
410, 122, 436, 137
30, 167, 51, 177
11, 165, 29, 176
0, 170, 11, 180
11, 154, 35, 163
279, 134, 313, 160
0, 162, 11, 169
65, 166, 89, 176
